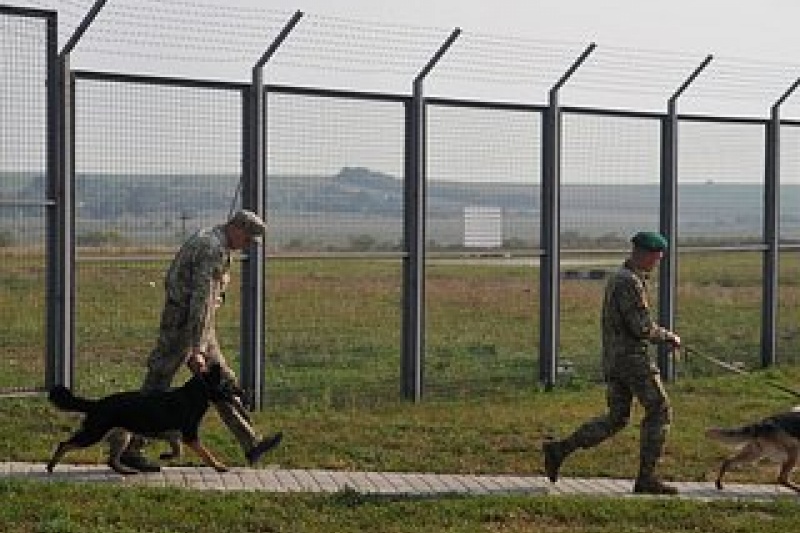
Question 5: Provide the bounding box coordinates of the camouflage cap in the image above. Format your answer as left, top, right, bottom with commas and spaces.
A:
229, 209, 266, 236
631, 231, 668, 251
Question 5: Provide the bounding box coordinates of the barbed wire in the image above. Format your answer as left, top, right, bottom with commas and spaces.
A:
13, 0, 800, 108
27, 0, 87, 11
20, 0, 87, 42
134, 0, 283, 17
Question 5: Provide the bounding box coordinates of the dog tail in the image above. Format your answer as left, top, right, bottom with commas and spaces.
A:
706, 421, 777, 445
48, 385, 95, 413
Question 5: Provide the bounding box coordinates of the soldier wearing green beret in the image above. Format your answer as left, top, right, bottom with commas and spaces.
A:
543, 230, 681, 495
107, 210, 282, 473
630, 231, 669, 252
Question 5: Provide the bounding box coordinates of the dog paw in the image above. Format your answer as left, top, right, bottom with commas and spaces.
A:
214, 464, 229, 473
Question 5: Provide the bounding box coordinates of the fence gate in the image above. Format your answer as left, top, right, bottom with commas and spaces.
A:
0, 6, 56, 395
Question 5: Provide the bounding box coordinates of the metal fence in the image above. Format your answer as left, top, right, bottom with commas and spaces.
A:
0, 5, 54, 394
3, 3, 800, 408
72, 72, 246, 393
263, 88, 407, 405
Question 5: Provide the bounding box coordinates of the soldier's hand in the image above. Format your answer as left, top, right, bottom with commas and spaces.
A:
665, 331, 681, 350
186, 350, 207, 374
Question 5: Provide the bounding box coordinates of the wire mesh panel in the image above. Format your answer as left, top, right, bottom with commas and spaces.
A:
778, 124, 800, 364
678, 119, 765, 246
73, 75, 244, 395
677, 250, 764, 375
264, 91, 406, 406
781, 124, 800, 244
0, 206, 47, 393
560, 111, 662, 382
676, 119, 765, 372
424, 103, 541, 398
0, 9, 51, 393
562, 112, 662, 247
9, 2, 800, 403
777, 249, 800, 366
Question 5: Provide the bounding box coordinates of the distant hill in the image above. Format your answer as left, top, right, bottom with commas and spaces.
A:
0, 167, 536, 219
267, 167, 538, 216
4, 169, 800, 248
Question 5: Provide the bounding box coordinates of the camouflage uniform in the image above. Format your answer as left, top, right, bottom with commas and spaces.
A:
550, 259, 673, 483
108, 225, 260, 458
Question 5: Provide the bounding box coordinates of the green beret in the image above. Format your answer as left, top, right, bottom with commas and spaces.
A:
631, 231, 668, 251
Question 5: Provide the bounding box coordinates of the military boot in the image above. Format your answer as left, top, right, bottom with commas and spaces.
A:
246, 432, 284, 465
633, 477, 678, 495
634, 441, 676, 495
635, 427, 676, 494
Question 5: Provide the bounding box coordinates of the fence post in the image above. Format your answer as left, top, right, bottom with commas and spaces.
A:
763, 79, 800, 367
51, 54, 75, 390
44, 9, 62, 389
659, 55, 712, 382
539, 43, 595, 391
403, 83, 424, 402
48, 0, 109, 388
242, 10, 303, 410
401, 28, 461, 402
240, 73, 265, 410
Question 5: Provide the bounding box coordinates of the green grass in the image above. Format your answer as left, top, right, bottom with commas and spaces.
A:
1, 480, 799, 533
3, 368, 800, 531
3, 251, 800, 399
3, 250, 800, 530
5, 366, 800, 478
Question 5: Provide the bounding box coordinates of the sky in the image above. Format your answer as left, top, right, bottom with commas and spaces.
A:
22, 0, 800, 116
6, 0, 800, 181
284, 0, 793, 57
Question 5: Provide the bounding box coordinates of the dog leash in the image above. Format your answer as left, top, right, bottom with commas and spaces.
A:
683, 345, 800, 400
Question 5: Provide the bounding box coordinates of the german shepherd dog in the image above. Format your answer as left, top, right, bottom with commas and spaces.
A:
706, 410, 800, 492
47, 363, 233, 475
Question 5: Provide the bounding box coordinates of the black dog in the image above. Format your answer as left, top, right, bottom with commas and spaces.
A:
47, 363, 233, 475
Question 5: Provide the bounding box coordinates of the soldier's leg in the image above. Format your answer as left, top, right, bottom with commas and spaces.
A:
544, 380, 632, 481
204, 334, 282, 464
141, 343, 184, 392
110, 304, 188, 470
142, 300, 192, 393
564, 379, 633, 451
631, 365, 675, 494
205, 336, 259, 452
108, 342, 182, 472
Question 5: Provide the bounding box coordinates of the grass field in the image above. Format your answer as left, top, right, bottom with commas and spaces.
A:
2, 250, 800, 531
2, 250, 800, 400
2, 480, 800, 533
2, 367, 800, 531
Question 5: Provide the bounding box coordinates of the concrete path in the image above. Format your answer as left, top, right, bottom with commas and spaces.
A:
1, 462, 795, 501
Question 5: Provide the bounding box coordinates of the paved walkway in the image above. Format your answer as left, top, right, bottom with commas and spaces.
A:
1, 462, 795, 501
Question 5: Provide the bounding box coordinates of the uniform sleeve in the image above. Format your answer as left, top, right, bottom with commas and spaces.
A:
615, 276, 668, 343
186, 245, 225, 349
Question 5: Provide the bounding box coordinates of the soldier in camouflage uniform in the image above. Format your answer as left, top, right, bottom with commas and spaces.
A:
107, 210, 282, 473
543, 231, 681, 495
